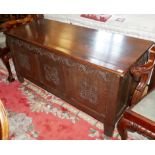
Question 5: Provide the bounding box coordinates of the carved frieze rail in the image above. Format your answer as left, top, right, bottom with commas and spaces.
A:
7, 36, 111, 82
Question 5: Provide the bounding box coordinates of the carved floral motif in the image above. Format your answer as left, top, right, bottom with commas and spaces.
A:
43, 64, 60, 85
79, 78, 98, 104
6, 36, 113, 105
7, 36, 109, 82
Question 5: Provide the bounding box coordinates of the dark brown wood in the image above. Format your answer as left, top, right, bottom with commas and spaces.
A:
130, 45, 155, 105
0, 15, 41, 82
117, 46, 155, 139
149, 67, 155, 92
118, 109, 155, 139
0, 46, 14, 82
5, 19, 154, 137
131, 46, 155, 78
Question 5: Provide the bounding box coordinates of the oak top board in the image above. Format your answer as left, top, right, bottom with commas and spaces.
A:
6, 19, 154, 75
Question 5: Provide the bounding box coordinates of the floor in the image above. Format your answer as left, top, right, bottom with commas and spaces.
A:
0, 58, 152, 140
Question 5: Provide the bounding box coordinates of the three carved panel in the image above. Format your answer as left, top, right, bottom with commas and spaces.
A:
7, 36, 114, 115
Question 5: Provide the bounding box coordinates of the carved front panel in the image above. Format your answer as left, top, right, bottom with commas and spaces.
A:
10, 43, 40, 81
7, 36, 121, 119
38, 53, 65, 95
64, 62, 111, 114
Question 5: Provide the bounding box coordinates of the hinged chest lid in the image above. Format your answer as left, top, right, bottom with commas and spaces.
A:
6, 19, 154, 76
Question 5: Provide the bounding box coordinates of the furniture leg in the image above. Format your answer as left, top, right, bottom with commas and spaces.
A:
117, 117, 128, 140
1, 54, 15, 82
104, 135, 111, 140
16, 74, 24, 83
104, 123, 115, 138
118, 115, 155, 140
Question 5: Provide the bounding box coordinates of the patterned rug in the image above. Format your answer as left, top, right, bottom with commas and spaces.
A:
80, 14, 112, 22
0, 59, 147, 140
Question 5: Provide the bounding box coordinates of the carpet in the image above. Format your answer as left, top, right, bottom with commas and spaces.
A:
0, 59, 147, 140
80, 14, 112, 22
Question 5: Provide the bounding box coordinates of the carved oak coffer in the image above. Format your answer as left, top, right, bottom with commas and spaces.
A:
5, 19, 154, 137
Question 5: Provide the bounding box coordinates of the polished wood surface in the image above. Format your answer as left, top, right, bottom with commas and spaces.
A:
130, 45, 155, 105
118, 109, 155, 139
117, 46, 155, 139
0, 100, 9, 140
149, 68, 155, 92
6, 19, 153, 76
0, 16, 33, 82
5, 19, 154, 137
0, 15, 41, 82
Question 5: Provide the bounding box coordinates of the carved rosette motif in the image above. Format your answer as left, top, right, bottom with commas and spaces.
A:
80, 78, 98, 104
43, 64, 60, 85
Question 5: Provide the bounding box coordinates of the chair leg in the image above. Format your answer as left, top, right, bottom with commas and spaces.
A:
117, 117, 129, 140
118, 115, 155, 140
1, 54, 15, 82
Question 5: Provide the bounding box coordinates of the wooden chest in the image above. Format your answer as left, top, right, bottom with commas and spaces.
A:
5, 19, 154, 137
